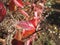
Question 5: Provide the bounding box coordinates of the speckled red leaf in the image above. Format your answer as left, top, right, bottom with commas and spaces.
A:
15, 21, 35, 38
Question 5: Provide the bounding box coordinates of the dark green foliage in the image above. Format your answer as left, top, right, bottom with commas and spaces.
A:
46, 11, 60, 26
52, 3, 60, 9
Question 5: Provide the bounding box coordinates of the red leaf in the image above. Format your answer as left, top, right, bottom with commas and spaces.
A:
8, 0, 16, 11
0, 1, 6, 22
18, 9, 29, 17
8, 0, 24, 11
14, 0, 24, 8
29, 18, 37, 28
16, 21, 35, 38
